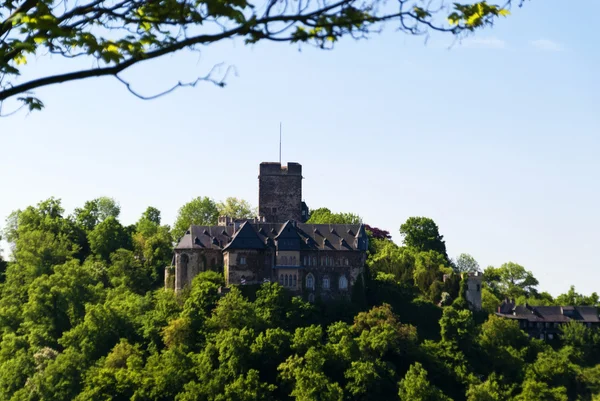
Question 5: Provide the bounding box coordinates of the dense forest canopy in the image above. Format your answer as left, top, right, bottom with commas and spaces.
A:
0, 196, 599, 401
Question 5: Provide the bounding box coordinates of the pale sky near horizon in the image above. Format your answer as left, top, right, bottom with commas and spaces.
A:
1, 0, 598, 297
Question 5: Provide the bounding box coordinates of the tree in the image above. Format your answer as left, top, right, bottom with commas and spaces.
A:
555, 285, 599, 306
73, 197, 121, 232
400, 217, 448, 259
466, 374, 514, 401
366, 241, 415, 283
398, 362, 451, 401
217, 198, 256, 219
454, 253, 480, 273
483, 262, 539, 300
412, 250, 452, 300
172, 197, 219, 239
88, 216, 131, 261
3, 198, 82, 276
364, 225, 392, 240
306, 208, 361, 224
132, 207, 173, 285
0, 0, 513, 114
439, 307, 476, 351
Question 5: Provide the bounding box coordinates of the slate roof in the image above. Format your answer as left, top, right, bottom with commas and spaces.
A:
496, 303, 600, 323
223, 222, 267, 250
174, 225, 235, 250
175, 221, 368, 252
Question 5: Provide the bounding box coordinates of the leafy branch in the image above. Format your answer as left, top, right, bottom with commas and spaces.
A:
0, 0, 522, 114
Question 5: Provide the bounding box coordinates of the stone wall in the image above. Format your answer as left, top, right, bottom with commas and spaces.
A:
225, 249, 274, 285
258, 162, 302, 222
299, 250, 365, 301
174, 249, 223, 290
464, 272, 483, 310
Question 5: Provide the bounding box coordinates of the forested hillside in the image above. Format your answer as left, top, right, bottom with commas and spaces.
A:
0, 198, 599, 401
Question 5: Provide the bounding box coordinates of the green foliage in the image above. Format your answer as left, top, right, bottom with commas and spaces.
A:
454, 253, 480, 273
74, 197, 121, 231
217, 197, 256, 219
465, 374, 514, 401
440, 307, 476, 350
398, 362, 451, 401
172, 197, 220, 239
483, 262, 539, 300
556, 285, 599, 306
1, 197, 599, 401
0, 0, 516, 114
306, 208, 361, 224
413, 250, 452, 301
366, 239, 415, 283
88, 216, 132, 261
400, 216, 448, 258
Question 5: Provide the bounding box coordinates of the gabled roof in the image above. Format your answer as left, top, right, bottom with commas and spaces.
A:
175, 225, 235, 250
175, 222, 369, 252
223, 221, 266, 250
496, 303, 600, 323
275, 221, 300, 240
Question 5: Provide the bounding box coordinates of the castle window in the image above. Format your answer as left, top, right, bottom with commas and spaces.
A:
240, 256, 246, 265
321, 257, 325, 266
306, 273, 314, 290
344, 258, 349, 266
304, 256, 308, 266
293, 274, 297, 287
285, 274, 289, 287
312, 257, 317, 266
339, 276, 348, 290
322, 276, 330, 289
308, 293, 315, 303
280, 274, 284, 285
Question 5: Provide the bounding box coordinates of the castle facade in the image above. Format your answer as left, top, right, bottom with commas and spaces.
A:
167, 162, 368, 301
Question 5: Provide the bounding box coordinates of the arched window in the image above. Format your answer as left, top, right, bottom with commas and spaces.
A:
293, 274, 297, 287
308, 293, 315, 303
279, 274, 284, 285
285, 274, 289, 287
282, 256, 288, 265
323, 276, 330, 289
339, 275, 348, 290
306, 273, 314, 290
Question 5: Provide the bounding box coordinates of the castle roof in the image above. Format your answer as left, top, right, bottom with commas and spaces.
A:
175, 225, 235, 250
496, 301, 600, 323
175, 221, 368, 252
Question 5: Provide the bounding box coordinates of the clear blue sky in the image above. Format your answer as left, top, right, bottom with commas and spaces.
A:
1, 0, 598, 296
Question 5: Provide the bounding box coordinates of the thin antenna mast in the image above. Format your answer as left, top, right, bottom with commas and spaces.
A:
279, 122, 282, 164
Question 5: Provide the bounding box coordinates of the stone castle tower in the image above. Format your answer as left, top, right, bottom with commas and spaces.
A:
463, 272, 483, 310
258, 162, 306, 223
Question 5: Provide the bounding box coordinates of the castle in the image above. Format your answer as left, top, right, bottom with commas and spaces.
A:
167, 162, 369, 301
